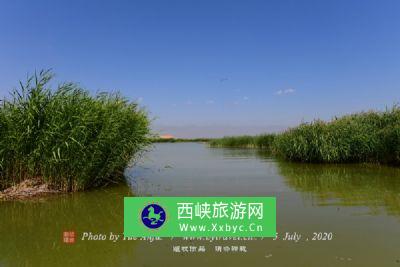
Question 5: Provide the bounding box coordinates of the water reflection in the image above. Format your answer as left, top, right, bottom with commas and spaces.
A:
126, 143, 283, 196
0, 186, 138, 266
276, 162, 400, 217
1, 143, 400, 267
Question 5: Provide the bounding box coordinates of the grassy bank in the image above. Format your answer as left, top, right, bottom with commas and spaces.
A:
209, 107, 400, 165
0, 70, 150, 192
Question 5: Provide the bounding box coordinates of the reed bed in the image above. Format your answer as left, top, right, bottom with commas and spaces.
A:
275, 107, 400, 164
210, 107, 400, 165
0, 70, 150, 191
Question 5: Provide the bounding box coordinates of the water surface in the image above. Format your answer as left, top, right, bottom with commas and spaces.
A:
1, 143, 399, 266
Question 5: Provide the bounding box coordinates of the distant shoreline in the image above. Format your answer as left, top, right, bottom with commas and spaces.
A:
151, 138, 211, 143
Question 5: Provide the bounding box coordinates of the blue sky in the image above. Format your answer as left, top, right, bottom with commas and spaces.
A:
1, 0, 400, 137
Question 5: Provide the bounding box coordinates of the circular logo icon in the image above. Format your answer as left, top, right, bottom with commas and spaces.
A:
141, 204, 166, 229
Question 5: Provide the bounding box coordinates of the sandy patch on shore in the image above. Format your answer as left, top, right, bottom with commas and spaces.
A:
0, 179, 59, 200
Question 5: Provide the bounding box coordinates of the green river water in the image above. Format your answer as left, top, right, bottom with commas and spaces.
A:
1, 143, 399, 266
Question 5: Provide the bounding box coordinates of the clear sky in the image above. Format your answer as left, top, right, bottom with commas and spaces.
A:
1, 0, 400, 137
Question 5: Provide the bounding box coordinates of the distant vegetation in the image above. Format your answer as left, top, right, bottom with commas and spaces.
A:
209, 134, 276, 150
209, 107, 400, 166
0, 70, 150, 191
152, 138, 210, 143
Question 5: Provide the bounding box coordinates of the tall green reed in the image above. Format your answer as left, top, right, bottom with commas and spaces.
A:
210, 107, 400, 166
0, 70, 150, 191
274, 107, 400, 164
